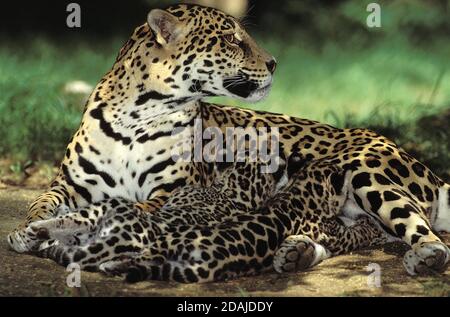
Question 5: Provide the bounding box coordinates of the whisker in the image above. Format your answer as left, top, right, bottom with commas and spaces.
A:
224, 79, 247, 89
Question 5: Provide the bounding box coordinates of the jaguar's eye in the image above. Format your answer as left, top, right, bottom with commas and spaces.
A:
224, 34, 241, 46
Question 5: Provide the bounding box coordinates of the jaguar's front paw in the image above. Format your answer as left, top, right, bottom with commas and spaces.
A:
273, 235, 329, 273
403, 241, 449, 275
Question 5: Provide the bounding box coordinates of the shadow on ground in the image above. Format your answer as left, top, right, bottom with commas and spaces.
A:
0, 188, 448, 297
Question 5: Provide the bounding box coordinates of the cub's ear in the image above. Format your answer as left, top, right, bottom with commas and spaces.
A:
147, 9, 181, 45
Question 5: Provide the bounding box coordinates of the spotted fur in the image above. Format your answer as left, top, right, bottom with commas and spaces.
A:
8, 4, 449, 277
25, 161, 384, 283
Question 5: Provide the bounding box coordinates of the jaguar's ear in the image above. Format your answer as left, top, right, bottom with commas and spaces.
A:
147, 9, 182, 45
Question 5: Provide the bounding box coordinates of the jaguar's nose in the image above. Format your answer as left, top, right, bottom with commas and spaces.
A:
266, 58, 277, 74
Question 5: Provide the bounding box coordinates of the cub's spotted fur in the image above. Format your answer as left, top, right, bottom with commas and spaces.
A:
26, 160, 385, 283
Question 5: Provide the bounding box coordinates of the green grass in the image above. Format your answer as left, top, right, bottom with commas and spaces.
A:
0, 34, 449, 174
217, 36, 450, 124
0, 37, 119, 161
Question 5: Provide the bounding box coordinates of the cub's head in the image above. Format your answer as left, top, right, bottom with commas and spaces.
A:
117, 4, 276, 105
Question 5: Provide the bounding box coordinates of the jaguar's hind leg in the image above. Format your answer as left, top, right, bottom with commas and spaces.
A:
351, 178, 449, 275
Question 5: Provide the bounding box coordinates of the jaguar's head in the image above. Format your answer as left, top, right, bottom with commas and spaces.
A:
117, 4, 276, 105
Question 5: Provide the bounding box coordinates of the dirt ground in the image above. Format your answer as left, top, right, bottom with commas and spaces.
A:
0, 187, 448, 297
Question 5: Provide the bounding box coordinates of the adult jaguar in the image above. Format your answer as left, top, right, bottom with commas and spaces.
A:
8, 4, 449, 276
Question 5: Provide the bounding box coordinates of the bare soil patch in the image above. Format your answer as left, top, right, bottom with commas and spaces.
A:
0, 188, 448, 297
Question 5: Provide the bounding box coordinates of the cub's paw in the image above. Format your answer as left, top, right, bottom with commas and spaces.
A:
7, 227, 31, 253
99, 258, 149, 283
99, 256, 136, 276
403, 241, 449, 275
7, 221, 51, 253
273, 235, 329, 273
36, 239, 60, 252
25, 218, 83, 247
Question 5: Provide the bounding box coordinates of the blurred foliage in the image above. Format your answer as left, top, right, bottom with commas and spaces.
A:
0, 38, 118, 161
1, 0, 449, 43
249, 0, 449, 45
341, 107, 450, 182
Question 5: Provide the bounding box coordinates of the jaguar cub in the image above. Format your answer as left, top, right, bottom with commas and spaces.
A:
25, 159, 287, 271
99, 161, 388, 282
26, 158, 385, 283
